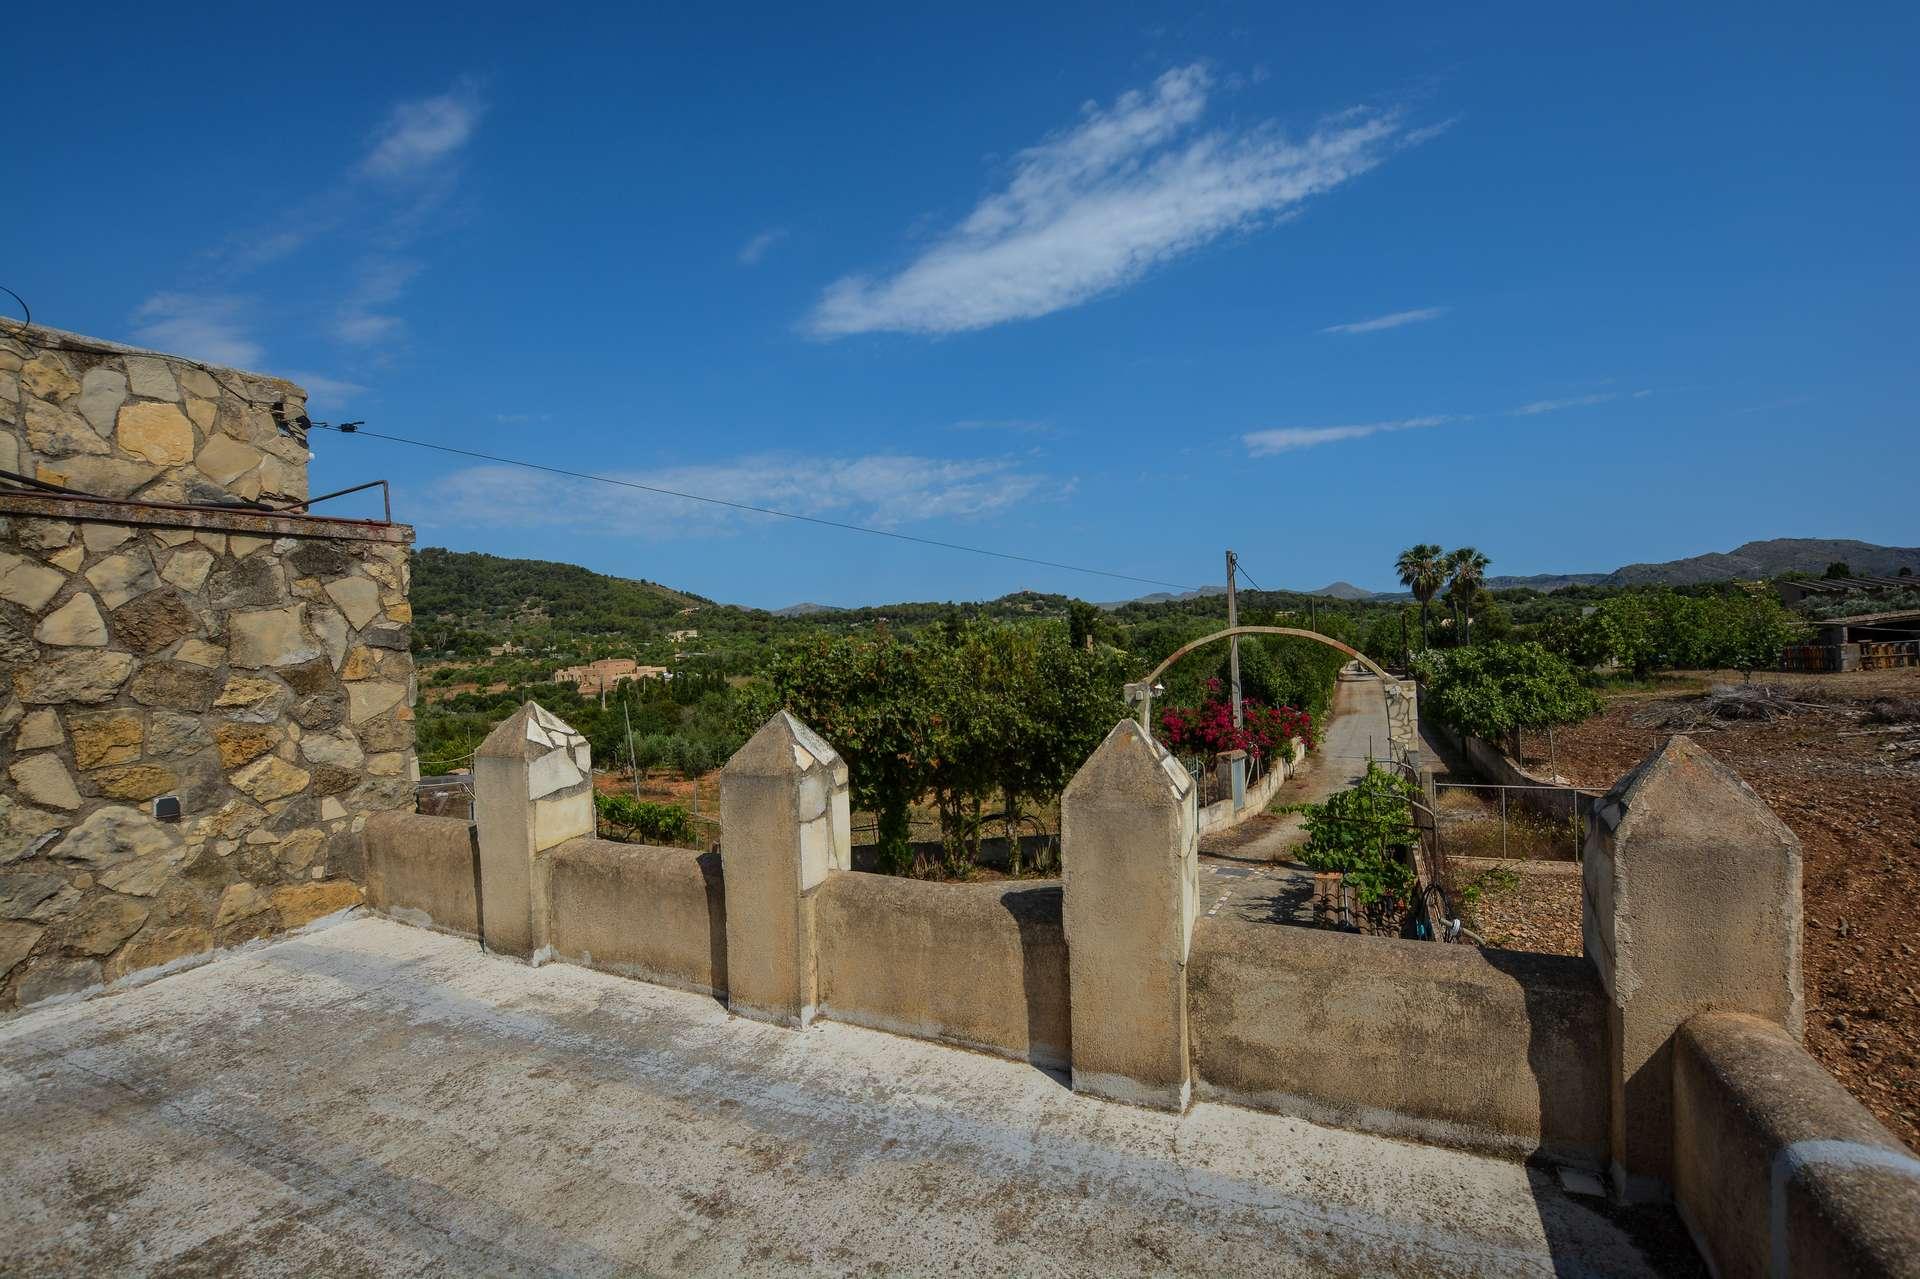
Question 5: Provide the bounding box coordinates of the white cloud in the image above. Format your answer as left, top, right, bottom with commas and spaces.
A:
1321, 305, 1447, 335
1404, 117, 1460, 146
129, 294, 263, 367
421, 453, 1053, 535
949, 418, 1053, 434
283, 371, 368, 412
738, 228, 788, 265
1509, 392, 1617, 416
807, 65, 1418, 337
334, 257, 420, 346
361, 78, 485, 180
1243, 414, 1458, 456
128, 78, 485, 373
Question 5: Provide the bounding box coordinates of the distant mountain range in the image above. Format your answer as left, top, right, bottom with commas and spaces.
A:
1076, 538, 1920, 608
1307, 581, 1376, 600
1480, 539, 1920, 594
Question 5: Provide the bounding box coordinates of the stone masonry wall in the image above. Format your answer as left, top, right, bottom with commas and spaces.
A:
0, 499, 415, 1008
0, 318, 309, 505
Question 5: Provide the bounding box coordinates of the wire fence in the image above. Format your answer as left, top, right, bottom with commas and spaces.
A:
1431, 782, 1586, 863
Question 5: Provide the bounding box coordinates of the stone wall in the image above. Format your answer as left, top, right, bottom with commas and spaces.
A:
1, 496, 415, 1008
1, 320, 309, 506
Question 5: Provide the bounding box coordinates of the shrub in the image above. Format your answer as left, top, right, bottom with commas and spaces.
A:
595, 793, 694, 845
1583, 590, 1806, 676
1295, 764, 1418, 911
1155, 678, 1314, 759
1413, 642, 1600, 741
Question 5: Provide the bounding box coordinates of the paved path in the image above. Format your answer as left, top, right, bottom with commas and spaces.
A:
1198, 672, 1405, 927
0, 915, 1696, 1277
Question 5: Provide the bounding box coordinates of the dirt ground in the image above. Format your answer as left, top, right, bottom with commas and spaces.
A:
1451, 861, 1585, 956
594, 768, 721, 837
1508, 666, 1920, 1152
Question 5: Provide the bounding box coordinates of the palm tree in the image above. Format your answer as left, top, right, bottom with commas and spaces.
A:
1446, 547, 1491, 645
1394, 544, 1447, 648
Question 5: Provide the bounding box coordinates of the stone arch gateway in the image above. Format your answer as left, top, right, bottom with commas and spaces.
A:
1123, 626, 1418, 763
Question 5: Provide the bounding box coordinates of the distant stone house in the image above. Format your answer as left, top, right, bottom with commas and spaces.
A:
667, 628, 699, 643
551, 658, 667, 694
0, 318, 417, 1011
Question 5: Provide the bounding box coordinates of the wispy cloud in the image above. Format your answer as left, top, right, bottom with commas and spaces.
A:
1243, 414, 1459, 456
1404, 117, 1460, 147
1240, 380, 1658, 456
738, 228, 788, 266
361, 78, 486, 180
130, 77, 484, 372
808, 65, 1425, 337
1730, 394, 1810, 416
333, 257, 421, 346
1509, 392, 1618, 416
130, 294, 262, 367
1321, 305, 1447, 335
282, 371, 368, 412
949, 417, 1054, 435
421, 453, 1055, 535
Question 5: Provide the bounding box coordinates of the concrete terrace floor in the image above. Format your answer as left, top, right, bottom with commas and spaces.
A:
0, 915, 1701, 1278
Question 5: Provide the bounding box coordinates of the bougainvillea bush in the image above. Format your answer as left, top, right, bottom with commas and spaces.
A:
1156, 678, 1315, 760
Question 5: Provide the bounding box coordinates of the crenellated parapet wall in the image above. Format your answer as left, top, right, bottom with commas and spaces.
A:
360, 701, 1918, 1271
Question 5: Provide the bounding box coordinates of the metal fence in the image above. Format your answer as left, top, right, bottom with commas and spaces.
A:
1430, 782, 1586, 863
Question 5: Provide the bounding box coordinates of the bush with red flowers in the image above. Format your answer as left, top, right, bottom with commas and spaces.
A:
1155, 678, 1315, 760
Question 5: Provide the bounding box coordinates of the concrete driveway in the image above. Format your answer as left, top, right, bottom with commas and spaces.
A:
0, 914, 1698, 1277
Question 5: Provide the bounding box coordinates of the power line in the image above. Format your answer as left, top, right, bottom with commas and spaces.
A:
309, 422, 1203, 593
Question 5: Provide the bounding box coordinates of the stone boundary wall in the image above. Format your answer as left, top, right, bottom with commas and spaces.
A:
2, 496, 415, 1010
2, 320, 309, 506
815, 872, 1069, 1067
1189, 915, 1609, 1162
1673, 1012, 1920, 1279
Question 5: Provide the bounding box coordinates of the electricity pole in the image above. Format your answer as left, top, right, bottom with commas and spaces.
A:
1226, 550, 1247, 812
623, 700, 641, 801
1225, 550, 1243, 731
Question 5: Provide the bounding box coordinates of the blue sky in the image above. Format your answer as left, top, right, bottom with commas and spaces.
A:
10, 3, 1916, 606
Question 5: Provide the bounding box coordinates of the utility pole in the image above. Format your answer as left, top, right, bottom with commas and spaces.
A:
623, 700, 641, 801
1226, 550, 1247, 813
1225, 550, 1243, 731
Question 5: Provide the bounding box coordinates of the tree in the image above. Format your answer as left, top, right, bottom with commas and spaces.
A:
1067, 599, 1103, 651
1412, 642, 1600, 742
767, 621, 1127, 875
1824, 561, 1853, 579
768, 628, 930, 872
1584, 589, 1807, 678
1394, 544, 1447, 648
1445, 547, 1491, 645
